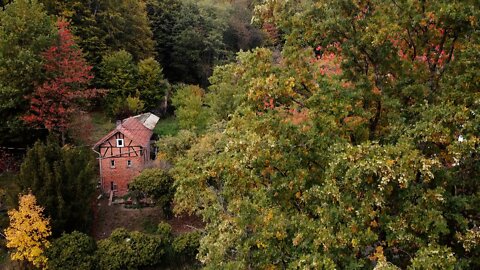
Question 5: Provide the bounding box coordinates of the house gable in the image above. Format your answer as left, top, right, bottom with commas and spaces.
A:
97, 131, 145, 159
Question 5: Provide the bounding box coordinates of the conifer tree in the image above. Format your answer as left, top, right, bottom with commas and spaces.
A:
18, 136, 96, 235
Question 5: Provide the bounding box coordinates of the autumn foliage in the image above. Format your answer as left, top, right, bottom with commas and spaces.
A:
4, 192, 51, 269
23, 19, 97, 133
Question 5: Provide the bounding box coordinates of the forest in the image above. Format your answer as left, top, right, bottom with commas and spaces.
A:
0, 0, 479, 269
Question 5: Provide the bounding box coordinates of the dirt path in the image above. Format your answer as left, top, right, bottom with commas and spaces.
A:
92, 198, 203, 240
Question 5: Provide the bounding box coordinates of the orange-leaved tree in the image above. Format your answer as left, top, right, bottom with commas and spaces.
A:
23, 19, 98, 141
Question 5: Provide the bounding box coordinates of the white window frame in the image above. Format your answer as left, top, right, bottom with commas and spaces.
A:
127, 160, 132, 167
116, 139, 124, 147
110, 159, 115, 168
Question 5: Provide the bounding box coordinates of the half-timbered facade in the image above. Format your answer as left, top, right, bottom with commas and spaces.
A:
93, 113, 159, 196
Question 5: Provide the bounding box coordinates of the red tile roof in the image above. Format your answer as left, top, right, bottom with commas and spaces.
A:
118, 117, 152, 147
93, 113, 158, 150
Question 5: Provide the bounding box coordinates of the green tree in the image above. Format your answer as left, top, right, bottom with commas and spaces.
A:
46, 231, 97, 270
156, 129, 198, 164
38, 0, 107, 65
97, 0, 155, 61
172, 84, 211, 132
17, 136, 96, 235
111, 95, 145, 120
0, 0, 56, 145
129, 168, 174, 217
98, 50, 137, 115
137, 57, 169, 111
146, 0, 182, 75
39, 0, 156, 64
167, 0, 480, 268
147, 0, 230, 85
223, 0, 264, 52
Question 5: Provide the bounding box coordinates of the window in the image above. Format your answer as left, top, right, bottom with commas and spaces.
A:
111, 181, 117, 191
116, 139, 124, 147
127, 160, 132, 167
110, 159, 115, 168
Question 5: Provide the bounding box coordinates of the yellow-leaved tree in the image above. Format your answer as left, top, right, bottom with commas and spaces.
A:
4, 192, 51, 269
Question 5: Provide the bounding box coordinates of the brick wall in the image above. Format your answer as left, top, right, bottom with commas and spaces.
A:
100, 155, 144, 196
97, 133, 149, 197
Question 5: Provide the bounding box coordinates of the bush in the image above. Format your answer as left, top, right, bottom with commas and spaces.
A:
157, 221, 173, 240
172, 231, 201, 259
46, 231, 97, 270
97, 228, 169, 270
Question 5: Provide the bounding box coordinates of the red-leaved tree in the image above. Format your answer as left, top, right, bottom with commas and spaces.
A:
23, 20, 97, 138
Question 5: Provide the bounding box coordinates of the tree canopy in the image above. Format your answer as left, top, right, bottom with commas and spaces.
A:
1, 0, 479, 269
164, 0, 480, 268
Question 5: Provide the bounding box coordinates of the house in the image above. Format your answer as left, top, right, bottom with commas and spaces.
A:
93, 113, 159, 197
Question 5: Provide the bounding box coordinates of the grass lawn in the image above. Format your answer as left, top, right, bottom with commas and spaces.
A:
154, 116, 180, 138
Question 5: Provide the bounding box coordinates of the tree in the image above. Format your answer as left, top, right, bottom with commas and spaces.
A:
129, 168, 174, 218
146, 0, 182, 77
98, 50, 138, 116
97, 0, 155, 61
0, 0, 13, 9
167, 0, 480, 268
147, 0, 230, 85
137, 57, 169, 111
172, 84, 211, 132
17, 136, 96, 235
156, 129, 198, 164
39, 0, 155, 64
172, 231, 201, 261
0, 0, 56, 145
4, 193, 51, 269
46, 231, 97, 270
110, 95, 145, 120
37, 0, 107, 65
223, 0, 264, 52
23, 20, 97, 139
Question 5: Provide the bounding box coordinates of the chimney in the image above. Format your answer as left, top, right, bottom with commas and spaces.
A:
116, 120, 122, 127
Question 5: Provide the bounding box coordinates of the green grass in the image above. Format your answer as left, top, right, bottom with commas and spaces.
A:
154, 116, 180, 138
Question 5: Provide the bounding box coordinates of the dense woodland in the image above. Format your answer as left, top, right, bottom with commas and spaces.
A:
0, 0, 479, 269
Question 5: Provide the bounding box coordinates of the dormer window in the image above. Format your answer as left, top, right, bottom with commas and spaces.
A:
116, 139, 124, 147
